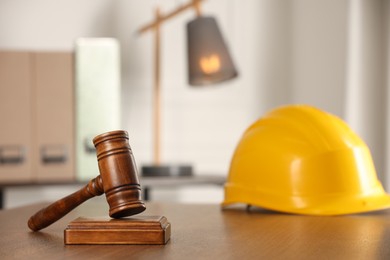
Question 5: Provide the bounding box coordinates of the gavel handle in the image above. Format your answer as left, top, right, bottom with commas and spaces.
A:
28, 176, 104, 232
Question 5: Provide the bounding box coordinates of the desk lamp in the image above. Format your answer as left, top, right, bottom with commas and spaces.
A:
138, 0, 238, 177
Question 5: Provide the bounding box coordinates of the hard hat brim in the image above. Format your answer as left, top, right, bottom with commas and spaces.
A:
222, 184, 390, 215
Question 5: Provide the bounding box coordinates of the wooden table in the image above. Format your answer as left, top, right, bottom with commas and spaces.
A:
1, 201, 390, 259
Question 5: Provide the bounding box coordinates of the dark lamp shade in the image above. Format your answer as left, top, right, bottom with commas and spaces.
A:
187, 16, 238, 86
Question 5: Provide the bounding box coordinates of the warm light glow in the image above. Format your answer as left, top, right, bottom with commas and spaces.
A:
199, 54, 220, 74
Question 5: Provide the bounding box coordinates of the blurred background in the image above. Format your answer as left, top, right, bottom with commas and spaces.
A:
0, 0, 389, 208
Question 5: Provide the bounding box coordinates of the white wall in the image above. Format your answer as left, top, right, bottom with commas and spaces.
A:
290, 0, 349, 116
118, 0, 265, 174
0, 0, 266, 207
0, 0, 267, 176
3, 0, 380, 207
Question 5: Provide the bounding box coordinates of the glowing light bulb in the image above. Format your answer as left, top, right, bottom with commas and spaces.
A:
199, 54, 220, 75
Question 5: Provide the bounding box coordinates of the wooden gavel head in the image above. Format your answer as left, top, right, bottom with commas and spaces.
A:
27, 130, 146, 231
93, 130, 146, 218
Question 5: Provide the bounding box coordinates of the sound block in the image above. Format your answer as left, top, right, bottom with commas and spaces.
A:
64, 216, 171, 245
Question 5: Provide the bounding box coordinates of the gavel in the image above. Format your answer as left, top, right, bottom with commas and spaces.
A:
28, 130, 146, 231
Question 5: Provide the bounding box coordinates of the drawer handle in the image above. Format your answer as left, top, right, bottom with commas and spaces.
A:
0, 145, 25, 164
41, 145, 68, 164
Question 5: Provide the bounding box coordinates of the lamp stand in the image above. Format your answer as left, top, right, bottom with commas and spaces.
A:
138, 0, 204, 177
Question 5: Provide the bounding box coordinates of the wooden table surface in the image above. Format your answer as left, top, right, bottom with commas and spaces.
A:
1, 199, 390, 259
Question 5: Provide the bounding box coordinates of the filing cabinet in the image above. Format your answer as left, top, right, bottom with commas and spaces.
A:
0, 39, 121, 182
0, 51, 74, 182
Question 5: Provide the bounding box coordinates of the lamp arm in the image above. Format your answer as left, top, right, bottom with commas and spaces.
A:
138, 0, 205, 34
193, 0, 202, 17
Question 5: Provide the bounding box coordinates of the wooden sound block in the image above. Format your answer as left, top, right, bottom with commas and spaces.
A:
64, 216, 171, 245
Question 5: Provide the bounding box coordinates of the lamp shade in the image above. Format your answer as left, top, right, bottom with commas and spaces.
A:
187, 16, 238, 86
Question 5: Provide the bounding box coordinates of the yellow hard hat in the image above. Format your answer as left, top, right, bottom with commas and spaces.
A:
222, 105, 390, 215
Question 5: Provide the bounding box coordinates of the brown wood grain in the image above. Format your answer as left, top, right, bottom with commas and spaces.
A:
2, 201, 390, 259
64, 216, 170, 245
27, 176, 104, 231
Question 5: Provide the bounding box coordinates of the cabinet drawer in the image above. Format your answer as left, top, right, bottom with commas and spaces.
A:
0, 51, 33, 182
33, 52, 75, 181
